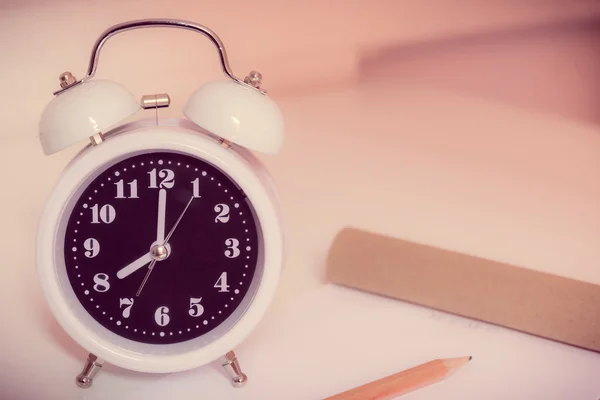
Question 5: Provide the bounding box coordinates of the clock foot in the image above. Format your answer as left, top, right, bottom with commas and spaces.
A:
221, 350, 247, 388
75, 353, 104, 388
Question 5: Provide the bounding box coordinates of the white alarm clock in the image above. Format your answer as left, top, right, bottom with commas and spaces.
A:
35, 19, 285, 389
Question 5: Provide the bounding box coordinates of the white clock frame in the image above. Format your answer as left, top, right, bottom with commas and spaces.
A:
36, 119, 285, 374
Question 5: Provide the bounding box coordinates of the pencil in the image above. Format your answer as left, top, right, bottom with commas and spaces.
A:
322, 356, 471, 400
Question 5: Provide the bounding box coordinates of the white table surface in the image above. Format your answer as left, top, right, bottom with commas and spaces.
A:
2, 79, 600, 400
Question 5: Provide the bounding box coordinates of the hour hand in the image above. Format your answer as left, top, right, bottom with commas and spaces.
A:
117, 253, 153, 279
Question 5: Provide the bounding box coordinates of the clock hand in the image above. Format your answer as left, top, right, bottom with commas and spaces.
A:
135, 196, 195, 297
118, 189, 169, 281
156, 188, 167, 243
163, 195, 195, 244
116, 252, 153, 279
136, 259, 157, 297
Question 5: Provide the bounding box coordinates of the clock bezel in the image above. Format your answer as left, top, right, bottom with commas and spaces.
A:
36, 119, 284, 373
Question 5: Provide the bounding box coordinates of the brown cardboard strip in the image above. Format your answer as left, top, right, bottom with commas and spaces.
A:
326, 227, 600, 352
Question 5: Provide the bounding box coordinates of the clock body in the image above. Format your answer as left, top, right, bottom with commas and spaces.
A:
36, 118, 285, 373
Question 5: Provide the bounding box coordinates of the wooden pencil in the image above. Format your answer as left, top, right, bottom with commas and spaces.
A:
322, 356, 471, 400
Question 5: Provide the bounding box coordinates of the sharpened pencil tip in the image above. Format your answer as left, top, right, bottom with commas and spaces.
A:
468, 356, 472, 361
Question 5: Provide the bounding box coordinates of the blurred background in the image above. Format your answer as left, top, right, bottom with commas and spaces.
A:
2, 0, 600, 125
2, 1, 600, 399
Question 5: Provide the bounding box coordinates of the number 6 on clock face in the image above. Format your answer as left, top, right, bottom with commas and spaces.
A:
154, 306, 170, 326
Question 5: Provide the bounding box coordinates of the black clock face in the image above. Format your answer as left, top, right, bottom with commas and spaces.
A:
63, 151, 260, 344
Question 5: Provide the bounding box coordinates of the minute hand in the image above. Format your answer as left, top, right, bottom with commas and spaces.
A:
156, 188, 167, 243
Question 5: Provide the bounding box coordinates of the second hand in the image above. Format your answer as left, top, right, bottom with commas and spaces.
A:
136, 260, 157, 297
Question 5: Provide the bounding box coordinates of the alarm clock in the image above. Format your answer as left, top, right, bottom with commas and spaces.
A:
35, 19, 285, 389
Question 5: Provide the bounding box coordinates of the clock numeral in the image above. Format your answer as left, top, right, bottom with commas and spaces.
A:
90, 204, 116, 224
148, 168, 175, 189
214, 272, 230, 292
214, 204, 230, 223
188, 297, 204, 317
224, 238, 240, 258
115, 179, 139, 199
83, 238, 100, 258
119, 298, 134, 318
191, 178, 201, 198
154, 306, 170, 326
93, 273, 110, 292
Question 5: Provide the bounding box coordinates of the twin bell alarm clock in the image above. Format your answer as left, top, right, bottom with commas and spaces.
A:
35, 19, 285, 389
